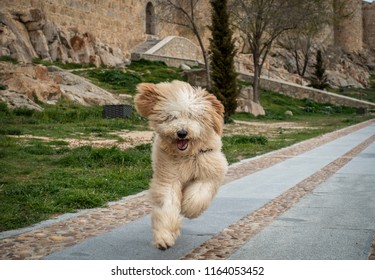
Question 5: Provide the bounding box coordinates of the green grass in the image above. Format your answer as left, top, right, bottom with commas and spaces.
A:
32, 57, 95, 70
0, 137, 152, 231
223, 89, 373, 163
329, 74, 375, 103
74, 59, 184, 95
0, 55, 19, 64
0, 61, 374, 231
0, 100, 148, 139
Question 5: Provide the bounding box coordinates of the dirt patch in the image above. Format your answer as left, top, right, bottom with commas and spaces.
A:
224, 120, 311, 137
10, 130, 154, 150
9, 120, 310, 149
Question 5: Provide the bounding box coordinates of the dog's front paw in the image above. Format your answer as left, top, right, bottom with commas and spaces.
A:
153, 229, 180, 250
181, 191, 211, 219
181, 199, 208, 219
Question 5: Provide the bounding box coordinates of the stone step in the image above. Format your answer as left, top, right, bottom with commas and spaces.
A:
131, 39, 161, 55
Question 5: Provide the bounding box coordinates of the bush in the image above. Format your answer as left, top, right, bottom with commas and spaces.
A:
57, 145, 151, 168
223, 135, 268, 145
0, 102, 9, 113
0, 55, 18, 64
87, 69, 142, 92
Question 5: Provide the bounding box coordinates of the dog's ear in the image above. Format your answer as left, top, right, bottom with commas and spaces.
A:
205, 93, 225, 135
134, 83, 161, 117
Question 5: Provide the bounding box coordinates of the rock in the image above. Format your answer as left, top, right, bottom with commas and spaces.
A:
0, 61, 120, 109
23, 9, 46, 31
235, 96, 265, 117
89, 55, 101, 68
97, 44, 124, 67
69, 32, 97, 64
239, 86, 254, 100
0, 10, 37, 63
0, 90, 43, 111
248, 100, 265, 116
42, 21, 59, 44
285, 110, 293, 116
0, 62, 61, 103
180, 64, 191, 70
29, 30, 50, 59
0, 9, 125, 67
54, 70, 121, 106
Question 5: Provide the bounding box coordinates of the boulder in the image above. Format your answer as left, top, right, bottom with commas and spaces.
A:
0, 10, 37, 63
0, 61, 121, 109
51, 69, 121, 106
180, 64, 191, 70
0, 89, 43, 111
239, 86, 254, 100
285, 110, 293, 116
21, 8, 46, 31
236, 96, 265, 117
29, 30, 50, 59
0, 63, 62, 104
248, 100, 265, 116
97, 44, 124, 67
42, 21, 59, 44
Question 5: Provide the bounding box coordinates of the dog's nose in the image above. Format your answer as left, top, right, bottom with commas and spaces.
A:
177, 129, 187, 139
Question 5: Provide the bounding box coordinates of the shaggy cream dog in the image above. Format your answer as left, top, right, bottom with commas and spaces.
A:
134, 80, 228, 250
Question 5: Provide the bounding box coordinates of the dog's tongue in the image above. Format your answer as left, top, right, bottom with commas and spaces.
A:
177, 139, 189, 151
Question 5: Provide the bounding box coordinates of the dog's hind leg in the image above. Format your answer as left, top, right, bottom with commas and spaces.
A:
149, 183, 182, 250
181, 179, 221, 219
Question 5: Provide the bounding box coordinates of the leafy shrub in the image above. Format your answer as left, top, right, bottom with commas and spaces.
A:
0, 129, 22, 135
0, 102, 9, 113
57, 145, 151, 168
86, 69, 142, 92
13, 107, 35, 117
0, 55, 18, 64
223, 135, 268, 145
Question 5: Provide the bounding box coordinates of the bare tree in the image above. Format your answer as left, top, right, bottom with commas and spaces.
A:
278, 1, 330, 78
155, 0, 211, 87
229, 0, 325, 104
277, 0, 352, 79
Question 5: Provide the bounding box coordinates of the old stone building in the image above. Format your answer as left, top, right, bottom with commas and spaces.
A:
0, 0, 375, 61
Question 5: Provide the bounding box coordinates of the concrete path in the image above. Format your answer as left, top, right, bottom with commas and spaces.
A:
43, 121, 375, 260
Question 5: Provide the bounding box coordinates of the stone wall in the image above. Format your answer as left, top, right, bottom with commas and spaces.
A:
1, 0, 373, 59
146, 36, 202, 62
141, 53, 200, 68
238, 73, 375, 109
0, 0, 159, 58
363, 1, 375, 50
334, 0, 363, 52
0, 0, 210, 59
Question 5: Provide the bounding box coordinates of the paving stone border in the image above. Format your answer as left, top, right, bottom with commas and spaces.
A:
181, 134, 375, 260
370, 234, 375, 260
0, 119, 373, 260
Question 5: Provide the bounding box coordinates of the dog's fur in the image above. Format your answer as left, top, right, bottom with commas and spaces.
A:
134, 80, 228, 250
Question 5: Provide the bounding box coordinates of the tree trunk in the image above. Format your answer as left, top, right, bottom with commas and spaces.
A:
253, 66, 261, 104
252, 47, 261, 104
196, 32, 211, 89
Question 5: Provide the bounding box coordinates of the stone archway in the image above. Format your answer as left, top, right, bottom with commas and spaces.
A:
145, 2, 155, 35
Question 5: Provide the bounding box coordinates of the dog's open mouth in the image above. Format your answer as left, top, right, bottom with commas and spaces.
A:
177, 139, 189, 151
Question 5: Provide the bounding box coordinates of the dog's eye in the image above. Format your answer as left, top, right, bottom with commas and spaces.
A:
166, 115, 177, 121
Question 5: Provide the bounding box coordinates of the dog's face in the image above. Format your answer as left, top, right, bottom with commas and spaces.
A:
134, 81, 224, 154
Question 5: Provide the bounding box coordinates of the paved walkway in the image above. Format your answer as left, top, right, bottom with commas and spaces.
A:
1, 120, 374, 260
